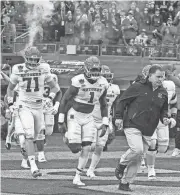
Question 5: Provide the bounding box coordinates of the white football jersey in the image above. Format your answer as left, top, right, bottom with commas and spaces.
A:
93, 83, 120, 120
10, 63, 53, 108
162, 80, 176, 104
71, 74, 109, 105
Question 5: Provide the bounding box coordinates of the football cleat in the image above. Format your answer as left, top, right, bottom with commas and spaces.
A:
115, 163, 127, 180
119, 182, 133, 192
32, 169, 42, 178
148, 167, 156, 180
21, 159, 30, 169
38, 153, 47, 163
172, 148, 180, 157
86, 169, 96, 178
5, 135, 11, 150
73, 175, 85, 186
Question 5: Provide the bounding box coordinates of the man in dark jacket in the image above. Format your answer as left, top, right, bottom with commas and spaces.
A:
114, 65, 169, 192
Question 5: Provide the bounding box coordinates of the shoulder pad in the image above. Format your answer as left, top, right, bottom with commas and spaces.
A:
12, 64, 25, 74
111, 84, 120, 95
98, 76, 109, 88
163, 80, 175, 91
38, 63, 50, 73
71, 74, 84, 88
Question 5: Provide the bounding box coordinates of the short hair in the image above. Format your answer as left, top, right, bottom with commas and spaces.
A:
148, 64, 163, 75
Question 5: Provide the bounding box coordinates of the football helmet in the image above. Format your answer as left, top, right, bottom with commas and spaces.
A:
84, 56, 101, 80
24, 46, 41, 69
101, 65, 114, 83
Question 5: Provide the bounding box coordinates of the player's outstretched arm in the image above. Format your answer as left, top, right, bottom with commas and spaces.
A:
1, 71, 10, 83
59, 85, 79, 118
99, 89, 108, 137
47, 79, 60, 99
7, 82, 17, 106
58, 85, 79, 134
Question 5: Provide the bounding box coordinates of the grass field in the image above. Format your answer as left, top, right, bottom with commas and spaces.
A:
1, 134, 180, 195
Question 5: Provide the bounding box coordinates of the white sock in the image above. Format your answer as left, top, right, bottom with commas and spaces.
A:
19, 135, 25, 148
89, 145, 103, 172
38, 151, 45, 157
28, 155, 38, 173
77, 145, 91, 172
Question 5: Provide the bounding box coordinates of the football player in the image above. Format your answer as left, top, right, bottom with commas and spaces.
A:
146, 66, 177, 180
36, 73, 62, 162
86, 65, 120, 178
58, 56, 109, 186
7, 46, 60, 178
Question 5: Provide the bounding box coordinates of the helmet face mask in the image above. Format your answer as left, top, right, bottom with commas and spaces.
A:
102, 73, 114, 83
101, 65, 114, 83
24, 47, 41, 69
84, 56, 101, 81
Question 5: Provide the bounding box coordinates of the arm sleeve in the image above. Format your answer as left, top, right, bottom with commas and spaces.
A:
54, 89, 62, 103
160, 95, 169, 122
9, 66, 19, 85
59, 85, 79, 114
99, 89, 108, 118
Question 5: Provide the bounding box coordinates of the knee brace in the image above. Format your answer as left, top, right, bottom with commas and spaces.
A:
158, 145, 169, 153
82, 141, 92, 147
36, 129, 45, 141
68, 143, 82, 154
157, 138, 169, 153
149, 139, 158, 151
91, 142, 96, 152
45, 125, 54, 136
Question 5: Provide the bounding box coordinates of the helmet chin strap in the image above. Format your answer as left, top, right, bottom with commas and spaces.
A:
84, 73, 97, 84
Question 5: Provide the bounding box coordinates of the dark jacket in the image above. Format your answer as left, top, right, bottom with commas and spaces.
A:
116, 80, 168, 136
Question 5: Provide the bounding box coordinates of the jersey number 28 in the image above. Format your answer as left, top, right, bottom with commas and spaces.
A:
23, 77, 39, 92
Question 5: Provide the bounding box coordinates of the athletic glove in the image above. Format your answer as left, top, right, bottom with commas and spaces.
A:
115, 119, 123, 131
58, 122, 67, 135
99, 124, 108, 137
169, 118, 176, 128
52, 102, 60, 115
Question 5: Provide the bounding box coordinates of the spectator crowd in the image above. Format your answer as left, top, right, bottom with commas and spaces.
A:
1, 0, 180, 48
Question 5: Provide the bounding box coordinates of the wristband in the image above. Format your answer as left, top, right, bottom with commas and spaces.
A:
54, 101, 60, 108
49, 92, 56, 100
102, 117, 109, 126
58, 113, 65, 123
7, 97, 13, 104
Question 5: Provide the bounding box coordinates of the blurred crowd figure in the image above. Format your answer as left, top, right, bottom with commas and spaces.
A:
1, 0, 180, 47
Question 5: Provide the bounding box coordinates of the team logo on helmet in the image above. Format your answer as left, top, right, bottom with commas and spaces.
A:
84, 56, 101, 80
24, 46, 41, 69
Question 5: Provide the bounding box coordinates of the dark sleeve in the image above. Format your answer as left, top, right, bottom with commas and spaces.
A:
111, 95, 120, 116
99, 89, 108, 118
13, 91, 18, 103
115, 83, 140, 119
160, 94, 168, 122
54, 89, 62, 103
59, 85, 79, 114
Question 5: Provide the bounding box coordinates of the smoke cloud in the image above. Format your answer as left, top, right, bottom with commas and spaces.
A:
24, 0, 54, 48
